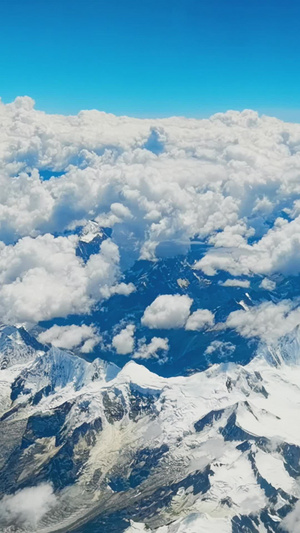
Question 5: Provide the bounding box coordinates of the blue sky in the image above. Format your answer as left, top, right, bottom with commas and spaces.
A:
1, 0, 300, 120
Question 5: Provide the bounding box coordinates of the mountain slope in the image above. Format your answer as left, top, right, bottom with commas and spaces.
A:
0, 326, 300, 532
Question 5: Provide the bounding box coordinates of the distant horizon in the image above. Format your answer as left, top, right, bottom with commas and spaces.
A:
3, 94, 300, 124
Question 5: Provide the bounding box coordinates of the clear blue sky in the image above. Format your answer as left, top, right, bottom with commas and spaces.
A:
1, 0, 300, 120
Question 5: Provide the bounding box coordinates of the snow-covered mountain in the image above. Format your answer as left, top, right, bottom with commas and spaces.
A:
1, 324, 300, 532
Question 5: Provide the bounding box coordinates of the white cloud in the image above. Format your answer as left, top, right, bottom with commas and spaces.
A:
110, 282, 136, 296
195, 216, 300, 278
133, 337, 169, 360
2, 98, 300, 327
0, 234, 132, 326
96, 202, 133, 228
2, 97, 300, 271
0, 483, 57, 530
225, 300, 300, 343
185, 309, 215, 330
204, 340, 236, 357
141, 294, 193, 329
252, 195, 274, 215
282, 501, 300, 533
112, 324, 135, 355
38, 324, 100, 352
220, 279, 250, 288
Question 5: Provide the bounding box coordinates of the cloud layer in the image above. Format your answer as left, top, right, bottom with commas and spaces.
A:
2, 98, 300, 327
2, 98, 300, 264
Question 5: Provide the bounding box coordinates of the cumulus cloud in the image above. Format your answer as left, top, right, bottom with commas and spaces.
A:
0, 483, 57, 530
2, 97, 300, 269
38, 324, 100, 352
185, 309, 215, 330
96, 202, 133, 228
0, 234, 132, 325
3, 98, 300, 326
133, 337, 169, 360
204, 340, 236, 357
141, 294, 193, 329
225, 300, 300, 343
112, 324, 135, 354
0, 98, 241, 253
195, 216, 300, 278
110, 282, 136, 296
